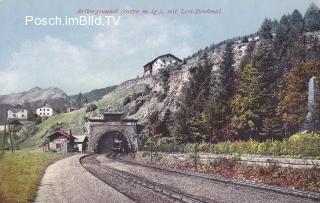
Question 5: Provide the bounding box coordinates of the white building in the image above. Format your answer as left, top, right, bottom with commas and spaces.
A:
0, 124, 5, 131
143, 53, 182, 76
7, 108, 28, 120
73, 135, 88, 153
36, 104, 55, 117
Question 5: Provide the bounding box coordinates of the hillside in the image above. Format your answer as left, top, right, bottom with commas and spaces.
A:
15, 4, 320, 149
0, 85, 118, 124
0, 87, 67, 105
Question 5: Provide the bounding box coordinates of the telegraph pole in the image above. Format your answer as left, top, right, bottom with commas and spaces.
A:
2, 112, 8, 153
2, 116, 6, 153
8, 120, 13, 154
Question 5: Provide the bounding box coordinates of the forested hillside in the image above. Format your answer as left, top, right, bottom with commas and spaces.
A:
12, 3, 320, 149
156, 3, 320, 144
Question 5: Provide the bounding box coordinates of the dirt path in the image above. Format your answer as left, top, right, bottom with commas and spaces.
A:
34, 154, 134, 203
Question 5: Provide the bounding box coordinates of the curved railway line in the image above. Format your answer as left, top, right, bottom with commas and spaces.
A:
81, 154, 209, 203
113, 156, 320, 201
80, 154, 320, 203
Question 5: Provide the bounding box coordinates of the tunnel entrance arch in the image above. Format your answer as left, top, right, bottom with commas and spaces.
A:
87, 113, 138, 153
96, 131, 129, 154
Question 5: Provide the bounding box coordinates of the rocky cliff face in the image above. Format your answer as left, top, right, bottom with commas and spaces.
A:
94, 36, 253, 125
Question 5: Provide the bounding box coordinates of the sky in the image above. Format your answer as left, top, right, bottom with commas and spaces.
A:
0, 0, 319, 95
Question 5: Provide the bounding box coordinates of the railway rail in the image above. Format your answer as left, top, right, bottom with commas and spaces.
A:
111, 155, 320, 201
80, 154, 320, 203
80, 154, 209, 203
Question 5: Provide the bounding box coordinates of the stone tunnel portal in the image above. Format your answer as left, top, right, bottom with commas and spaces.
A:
87, 112, 138, 154
96, 131, 129, 154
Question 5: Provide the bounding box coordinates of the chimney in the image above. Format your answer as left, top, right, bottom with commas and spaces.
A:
69, 129, 72, 136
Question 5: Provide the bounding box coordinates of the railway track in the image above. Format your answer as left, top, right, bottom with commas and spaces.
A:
110, 155, 320, 201
80, 154, 209, 203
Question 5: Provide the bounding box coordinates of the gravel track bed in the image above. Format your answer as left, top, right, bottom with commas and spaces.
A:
97, 155, 318, 203
81, 155, 179, 203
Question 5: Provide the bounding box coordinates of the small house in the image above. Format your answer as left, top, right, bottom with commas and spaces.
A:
73, 135, 88, 153
36, 104, 55, 117
143, 53, 182, 76
43, 131, 76, 153
7, 108, 28, 120
0, 123, 5, 131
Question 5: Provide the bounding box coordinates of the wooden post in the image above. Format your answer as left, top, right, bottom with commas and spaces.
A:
194, 143, 198, 171
8, 121, 13, 154
3, 119, 6, 152
150, 140, 153, 163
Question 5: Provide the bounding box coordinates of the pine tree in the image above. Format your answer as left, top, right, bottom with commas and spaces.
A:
77, 92, 82, 109
173, 61, 212, 142
258, 18, 273, 40
271, 19, 279, 33
208, 42, 235, 141
290, 9, 304, 35
304, 3, 320, 31
274, 15, 290, 57
277, 60, 320, 135
231, 64, 263, 139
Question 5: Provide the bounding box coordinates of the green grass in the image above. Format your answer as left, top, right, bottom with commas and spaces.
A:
19, 110, 86, 148
0, 150, 64, 202
151, 132, 320, 159
17, 83, 148, 149
95, 83, 147, 111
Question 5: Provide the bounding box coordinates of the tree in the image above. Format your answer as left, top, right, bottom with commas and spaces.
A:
258, 18, 273, 40
231, 41, 280, 140
231, 65, 263, 139
77, 92, 82, 108
274, 15, 290, 57
86, 103, 97, 112
277, 60, 320, 135
173, 61, 212, 142
290, 9, 304, 35
208, 42, 235, 141
271, 19, 279, 33
304, 3, 320, 31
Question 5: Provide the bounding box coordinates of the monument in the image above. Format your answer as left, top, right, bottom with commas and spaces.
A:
304, 76, 320, 132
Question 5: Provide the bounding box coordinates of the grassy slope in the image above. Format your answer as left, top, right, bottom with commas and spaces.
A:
95, 83, 147, 111
0, 150, 63, 202
19, 83, 148, 149
19, 110, 86, 148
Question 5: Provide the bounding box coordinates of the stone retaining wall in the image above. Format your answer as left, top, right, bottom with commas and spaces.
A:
139, 152, 320, 169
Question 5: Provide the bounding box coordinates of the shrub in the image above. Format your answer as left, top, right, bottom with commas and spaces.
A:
146, 132, 320, 158
86, 104, 97, 112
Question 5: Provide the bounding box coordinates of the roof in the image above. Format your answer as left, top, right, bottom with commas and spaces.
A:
8, 108, 27, 113
143, 53, 182, 67
73, 135, 88, 142
47, 131, 76, 140
9, 120, 24, 126
36, 104, 53, 109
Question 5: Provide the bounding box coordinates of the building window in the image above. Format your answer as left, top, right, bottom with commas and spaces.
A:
13, 114, 16, 118
40, 113, 42, 115
163, 60, 166, 63
40, 109, 42, 111
47, 113, 49, 115
47, 109, 49, 111
22, 114, 25, 118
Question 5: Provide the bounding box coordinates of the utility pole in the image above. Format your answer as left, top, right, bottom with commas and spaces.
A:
8, 120, 13, 154
2, 115, 6, 153
194, 143, 198, 171
150, 140, 153, 163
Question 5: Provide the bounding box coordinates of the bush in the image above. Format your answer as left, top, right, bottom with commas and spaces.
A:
204, 133, 319, 157
86, 104, 97, 112
145, 132, 320, 158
